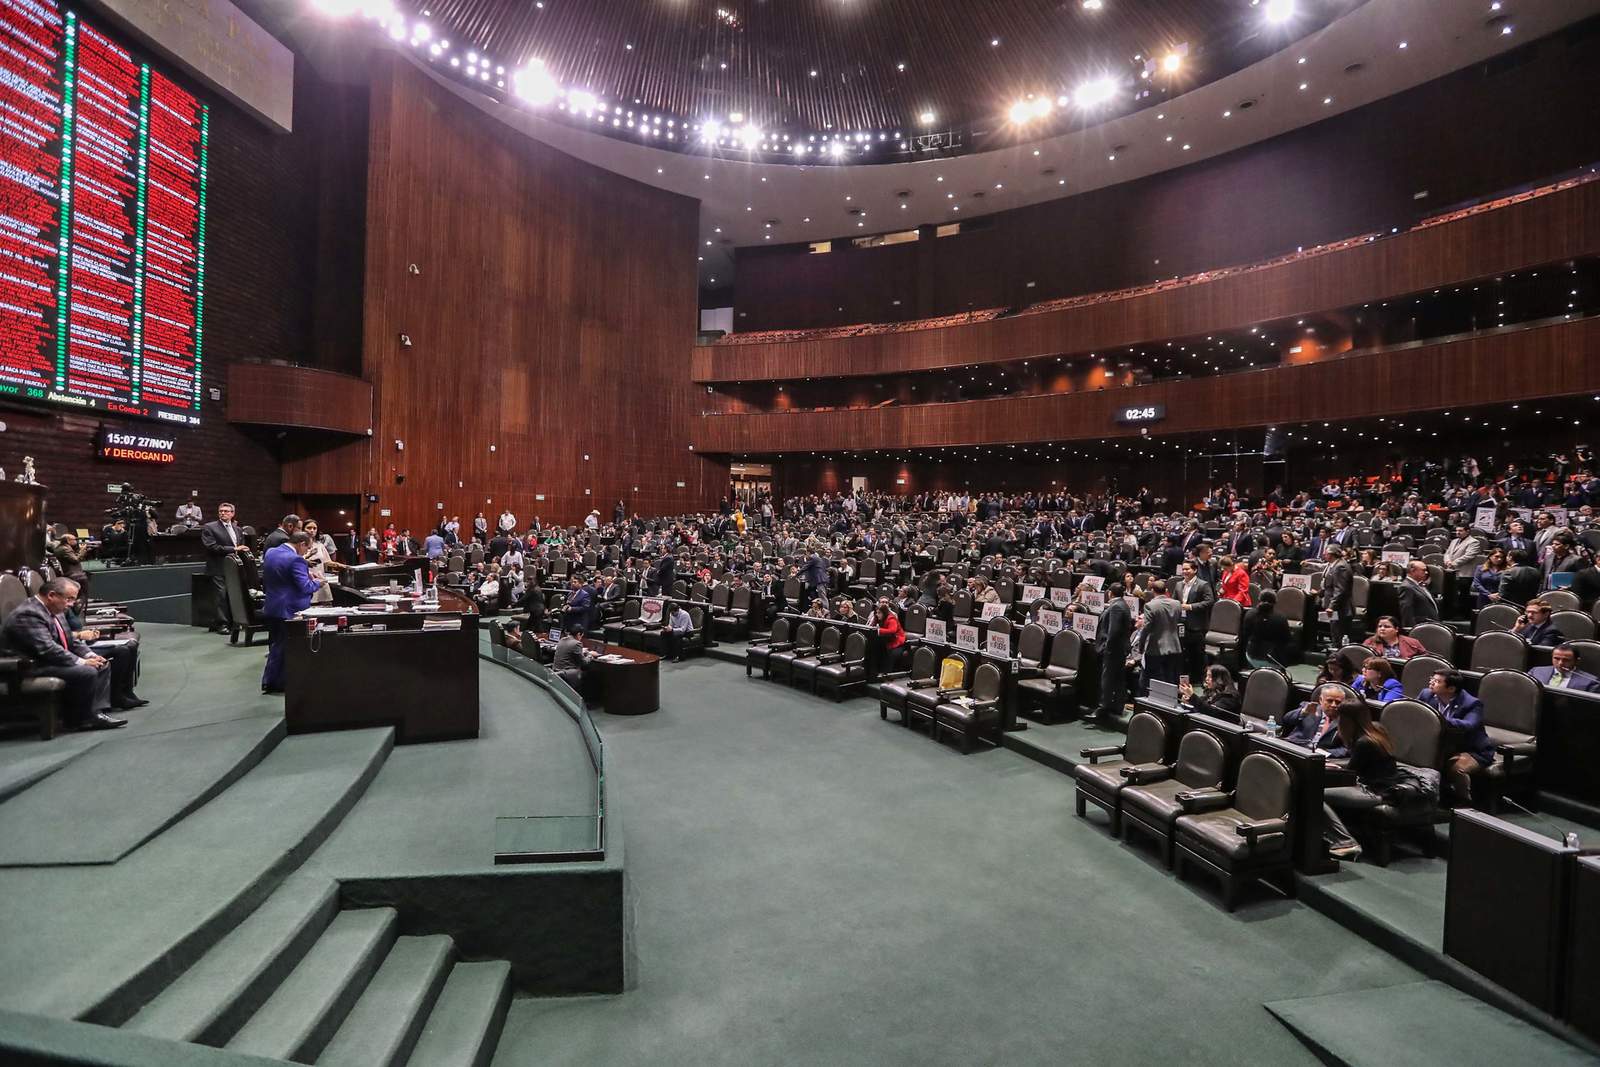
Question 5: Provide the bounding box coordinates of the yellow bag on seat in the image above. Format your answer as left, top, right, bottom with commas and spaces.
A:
939, 656, 966, 690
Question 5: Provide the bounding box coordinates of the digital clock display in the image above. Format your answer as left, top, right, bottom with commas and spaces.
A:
1115, 404, 1167, 425
95, 426, 176, 463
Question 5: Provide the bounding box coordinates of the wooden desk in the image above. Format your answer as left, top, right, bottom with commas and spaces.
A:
283, 587, 479, 743
584, 641, 659, 715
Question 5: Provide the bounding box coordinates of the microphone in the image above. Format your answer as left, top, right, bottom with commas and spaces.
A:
1495, 794, 1581, 849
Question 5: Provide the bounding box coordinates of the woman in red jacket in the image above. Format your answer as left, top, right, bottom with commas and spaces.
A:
1219, 557, 1252, 607
875, 600, 907, 669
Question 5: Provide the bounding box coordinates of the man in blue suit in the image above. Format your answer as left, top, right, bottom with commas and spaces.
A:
1279, 685, 1349, 757
261, 532, 324, 694
1527, 643, 1600, 693
1419, 668, 1491, 804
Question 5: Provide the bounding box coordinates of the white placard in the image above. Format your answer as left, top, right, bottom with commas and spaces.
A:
1080, 589, 1106, 613
640, 597, 664, 625
1049, 586, 1073, 606
1282, 573, 1312, 591
1511, 508, 1534, 524
1124, 595, 1142, 617
1022, 584, 1046, 603
986, 630, 1012, 658
1038, 609, 1063, 634
1550, 507, 1569, 527
1381, 550, 1411, 566
1474, 506, 1498, 533
979, 601, 1006, 620
1072, 612, 1100, 640
955, 623, 980, 650
1079, 574, 1105, 591
924, 619, 948, 643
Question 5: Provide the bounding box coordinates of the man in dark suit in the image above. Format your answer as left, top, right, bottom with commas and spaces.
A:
1134, 581, 1182, 693
1528, 643, 1600, 692
262, 514, 301, 553
1498, 549, 1543, 607
1225, 522, 1254, 559
200, 503, 249, 635
1398, 560, 1441, 628
1420, 668, 1491, 804
1499, 520, 1532, 556
648, 549, 676, 596
1, 577, 125, 729
1173, 560, 1214, 678
801, 550, 828, 611
1094, 583, 1133, 723
1511, 598, 1563, 647
1192, 542, 1220, 590
1279, 685, 1349, 756
561, 576, 595, 632
394, 529, 418, 557
1320, 545, 1355, 647
260, 533, 323, 694
552, 625, 593, 693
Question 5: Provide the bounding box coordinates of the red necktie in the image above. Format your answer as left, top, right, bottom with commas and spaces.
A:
52, 613, 69, 648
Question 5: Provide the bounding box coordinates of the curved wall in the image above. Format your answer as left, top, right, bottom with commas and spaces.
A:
691, 317, 1600, 454
694, 178, 1600, 383
285, 54, 727, 528
731, 21, 1600, 332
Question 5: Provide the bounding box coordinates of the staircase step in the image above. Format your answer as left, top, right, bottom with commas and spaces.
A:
404, 961, 513, 1067
125, 875, 340, 1046
226, 907, 398, 1064
317, 934, 456, 1067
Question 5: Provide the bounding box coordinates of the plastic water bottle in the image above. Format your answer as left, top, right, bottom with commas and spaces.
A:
1265, 714, 1278, 735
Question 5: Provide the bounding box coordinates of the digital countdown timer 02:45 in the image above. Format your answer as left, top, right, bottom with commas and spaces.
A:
1114, 404, 1167, 425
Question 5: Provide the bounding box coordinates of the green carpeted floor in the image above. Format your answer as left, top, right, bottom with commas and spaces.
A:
492, 658, 1423, 1067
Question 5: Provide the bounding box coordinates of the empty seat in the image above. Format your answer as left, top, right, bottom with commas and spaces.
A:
1119, 730, 1228, 869
1551, 610, 1597, 641
1238, 668, 1291, 729
603, 599, 640, 645
1541, 589, 1581, 612
1174, 752, 1296, 910
768, 621, 820, 684
790, 627, 844, 691
907, 653, 971, 735
869, 645, 939, 722
933, 661, 1005, 752
1205, 599, 1243, 663
1469, 630, 1529, 672
815, 632, 870, 701
1015, 624, 1048, 673
1567, 639, 1600, 678
1015, 630, 1081, 724
1072, 712, 1168, 834
1407, 622, 1455, 661
1475, 668, 1541, 812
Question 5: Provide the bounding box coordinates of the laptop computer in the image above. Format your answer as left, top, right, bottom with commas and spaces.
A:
1146, 679, 1181, 709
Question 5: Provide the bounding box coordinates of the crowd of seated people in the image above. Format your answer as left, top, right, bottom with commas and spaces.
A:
708, 171, 1599, 348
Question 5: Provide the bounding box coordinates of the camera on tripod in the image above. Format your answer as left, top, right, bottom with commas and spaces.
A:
102, 483, 162, 565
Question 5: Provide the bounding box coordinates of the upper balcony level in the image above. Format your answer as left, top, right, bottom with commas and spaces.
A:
691, 171, 1600, 385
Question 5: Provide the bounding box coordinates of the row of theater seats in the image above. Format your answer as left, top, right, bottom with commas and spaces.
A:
711, 169, 1598, 348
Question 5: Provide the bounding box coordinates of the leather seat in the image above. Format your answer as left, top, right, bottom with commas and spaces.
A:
746, 617, 793, 677
768, 621, 819, 684
907, 653, 971, 735
1119, 730, 1227, 868
1364, 699, 1449, 865
816, 632, 870, 701
1174, 752, 1295, 910
934, 662, 1005, 752
790, 626, 843, 691
869, 645, 939, 722
604, 599, 640, 645
1475, 668, 1540, 812
1072, 711, 1167, 833
1015, 630, 1081, 724
1238, 667, 1290, 729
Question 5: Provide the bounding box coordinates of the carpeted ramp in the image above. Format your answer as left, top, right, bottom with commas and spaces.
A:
1264, 980, 1594, 1066
0, 717, 286, 866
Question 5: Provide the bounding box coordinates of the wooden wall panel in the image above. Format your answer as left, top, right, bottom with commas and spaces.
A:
691, 317, 1600, 454
318, 54, 724, 530
227, 363, 373, 435
694, 178, 1600, 384
733, 28, 1600, 332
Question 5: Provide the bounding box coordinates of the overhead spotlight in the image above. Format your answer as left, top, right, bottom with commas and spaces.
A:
1081, 0, 1103, 9
1029, 96, 1052, 119
568, 89, 597, 113
1263, 0, 1295, 24
1075, 76, 1118, 108
511, 59, 558, 106
829, 141, 846, 157
411, 20, 431, 41
700, 119, 722, 142
1007, 99, 1033, 124
739, 124, 763, 150
919, 110, 936, 125
1162, 51, 1182, 73
729, 111, 744, 123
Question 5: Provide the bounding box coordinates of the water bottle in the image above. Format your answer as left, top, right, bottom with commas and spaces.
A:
1265, 714, 1278, 735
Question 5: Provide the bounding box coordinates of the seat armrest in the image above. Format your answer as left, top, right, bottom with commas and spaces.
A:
934, 687, 968, 698
1235, 817, 1289, 848
1495, 740, 1536, 757
1079, 744, 1126, 763
1015, 666, 1043, 680
968, 698, 1000, 712
1049, 674, 1078, 688
1177, 788, 1233, 813
0, 656, 23, 676
1120, 765, 1173, 785
908, 678, 939, 689
816, 652, 845, 664
876, 670, 912, 681
763, 641, 796, 652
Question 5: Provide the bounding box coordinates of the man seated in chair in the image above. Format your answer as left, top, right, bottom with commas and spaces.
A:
1420, 669, 1490, 804
1510, 598, 1562, 647
552, 625, 594, 692
662, 602, 694, 662
1279, 684, 1349, 757
1527, 642, 1600, 692
1, 577, 128, 730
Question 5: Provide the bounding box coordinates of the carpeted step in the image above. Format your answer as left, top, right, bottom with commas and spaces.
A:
125, 875, 340, 1046
225, 907, 399, 1063
403, 960, 512, 1067
0, 742, 97, 805
316, 934, 455, 1067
